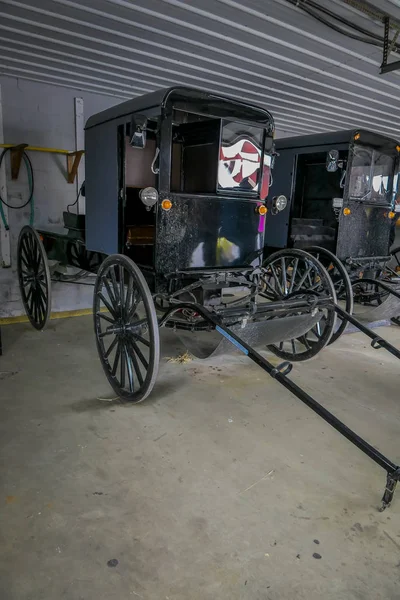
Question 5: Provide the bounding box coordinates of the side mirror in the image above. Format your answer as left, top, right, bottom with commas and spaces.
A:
326, 149, 339, 172
130, 114, 147, 149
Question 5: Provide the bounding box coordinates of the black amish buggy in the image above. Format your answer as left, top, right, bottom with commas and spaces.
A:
265, 129, 400, 338
16, 88, 400, 509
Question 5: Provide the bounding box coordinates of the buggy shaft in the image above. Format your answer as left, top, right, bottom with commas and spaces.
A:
334, 305, 400, 361
160, 302, 399, 477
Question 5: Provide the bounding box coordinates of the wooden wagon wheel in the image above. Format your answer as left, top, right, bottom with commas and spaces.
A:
306, 246, 353, 345
17, 225, 52, 330
93, 254, 160, 402
262, 249, 337, 361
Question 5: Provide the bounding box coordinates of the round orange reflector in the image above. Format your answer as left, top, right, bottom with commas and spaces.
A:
39, 234, 44, 241
389, 211, 396, 219
161, 199, 172, 211
258, 205, 267, 215
343, 208, 351, 216
354, 133, 361, 141
397, 146, 400, 153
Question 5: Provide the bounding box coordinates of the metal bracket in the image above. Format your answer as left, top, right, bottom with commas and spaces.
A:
10, 143, 29, 180
66, 150, 84, 184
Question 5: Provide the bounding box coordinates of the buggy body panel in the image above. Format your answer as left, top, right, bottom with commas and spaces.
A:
84, 87, 274, 283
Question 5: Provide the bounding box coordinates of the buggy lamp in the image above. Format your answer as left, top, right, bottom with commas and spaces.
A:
354, 133, 361, 141
343, 208, 351, 216
388, 212, 396, 219
257, 205, 267, 215
139, 187, 158, 209
161, 199, 172, 211
273, 195, 287, 212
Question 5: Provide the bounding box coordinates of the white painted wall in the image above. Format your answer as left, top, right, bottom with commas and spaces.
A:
0, 75, 123, 317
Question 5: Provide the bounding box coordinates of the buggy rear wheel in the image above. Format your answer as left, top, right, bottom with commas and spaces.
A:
93, 254, 160, 402
306, 246, 353, 345
17, 225, 52, 330
262, 249, 337, 361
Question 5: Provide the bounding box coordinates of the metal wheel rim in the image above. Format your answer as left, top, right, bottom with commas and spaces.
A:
93, 254, 160, 402
262, 249, 337, 361
17, 226, 52, 330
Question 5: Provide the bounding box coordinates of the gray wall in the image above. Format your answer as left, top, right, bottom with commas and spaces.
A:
0, 76, 123, 317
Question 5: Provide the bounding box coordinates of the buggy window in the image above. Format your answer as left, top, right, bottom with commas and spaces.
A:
171, 112, 220, 193
218, 122, 269, 198
348, 145, 395, 204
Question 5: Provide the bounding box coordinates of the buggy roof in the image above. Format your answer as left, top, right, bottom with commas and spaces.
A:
85, 86, 274, 131
275, 129, 399, 151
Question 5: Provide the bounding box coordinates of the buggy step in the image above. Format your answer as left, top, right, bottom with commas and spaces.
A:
160, 301, 400, 511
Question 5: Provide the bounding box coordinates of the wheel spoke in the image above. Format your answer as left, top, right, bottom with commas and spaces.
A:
21, 238, 33, 267
125, 274, 133, 307
133, 333, 150, 347
291, 339, 296, 355
128, 291, 141, 321
126, 338, 144, 386
124, 345, 135, 393
312, 324, 322, 339
36, 288, 46, 320
104, 334, 118, 359
98, 292, 117, 318
129, 336, 149, 369
20, 253, 31, 271
99, 327, 116, 338
103, 277, 118, 312
280, 257, 287, 294
295, 264, 313, 291
119, 265, 125, 313
261, 274, 278, 298
270, 263, 284, 295
299, 335, 312, 350
288, 257, 299, 294
25, 285, 33, 305
97, 312, 116, 325
111, 341, 121, 376
28, 288, 35, 316
120, 344, 126, 389
110, 266, 120, 306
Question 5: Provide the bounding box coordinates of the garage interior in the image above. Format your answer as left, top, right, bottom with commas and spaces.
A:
1, 1, 400, 599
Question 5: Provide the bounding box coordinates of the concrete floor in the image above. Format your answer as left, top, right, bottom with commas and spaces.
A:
1, 317, 400, 600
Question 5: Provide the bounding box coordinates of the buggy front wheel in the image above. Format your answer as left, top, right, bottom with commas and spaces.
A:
262, 249, 337, 361
93, 254, 160, 402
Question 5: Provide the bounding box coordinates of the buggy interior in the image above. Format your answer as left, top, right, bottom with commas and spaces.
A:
290, 150, 346, 252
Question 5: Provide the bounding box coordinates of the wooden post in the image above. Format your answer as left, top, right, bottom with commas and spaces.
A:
0, 86, 11, 268
74, 97, 85, 213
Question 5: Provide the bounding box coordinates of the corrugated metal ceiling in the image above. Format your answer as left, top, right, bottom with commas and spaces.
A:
1, 0, 400, 137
